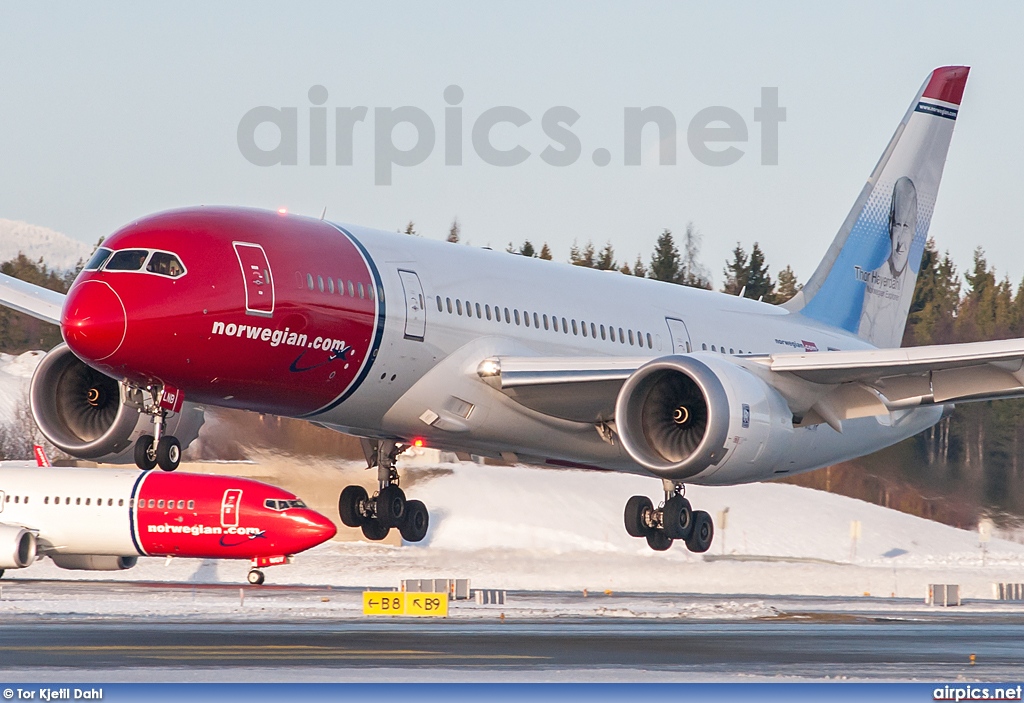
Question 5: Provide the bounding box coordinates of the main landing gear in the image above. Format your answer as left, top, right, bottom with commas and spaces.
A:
624, 480, 714, 553
132, 386, 182, 472
338, 439, 430, 543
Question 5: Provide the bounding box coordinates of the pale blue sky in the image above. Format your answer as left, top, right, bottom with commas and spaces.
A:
1, 2, 1022, 286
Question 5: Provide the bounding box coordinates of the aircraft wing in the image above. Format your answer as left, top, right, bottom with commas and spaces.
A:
479, 338, 1024, 429
0, 272, 65, 325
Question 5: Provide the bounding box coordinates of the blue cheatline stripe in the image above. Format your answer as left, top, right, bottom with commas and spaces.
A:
915, 101, 958, 120
299, 223, 387, 418
128, 469, 148, 556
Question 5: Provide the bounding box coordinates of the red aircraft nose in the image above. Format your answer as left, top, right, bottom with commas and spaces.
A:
290, 509, 337, 550
61, 280, 127, 362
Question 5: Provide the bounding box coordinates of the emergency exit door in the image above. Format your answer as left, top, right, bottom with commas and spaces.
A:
398, 269, 426, 341
221, 489, 242, 528
665, 317, 693, 353
233, 242, 275, 317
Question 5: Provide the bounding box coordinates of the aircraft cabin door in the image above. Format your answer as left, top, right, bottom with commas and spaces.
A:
665, 317, 693, 354
398, 269, 426, 341
220, 489, 242, 528
233, 242, 275, 318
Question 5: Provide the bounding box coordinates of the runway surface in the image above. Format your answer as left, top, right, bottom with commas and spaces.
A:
2, 580, 1024, 680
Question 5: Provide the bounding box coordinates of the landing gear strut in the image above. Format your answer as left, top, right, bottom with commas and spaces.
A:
132, 385, 182, 472
624, 480, 714, 553
337, 439, 430, 543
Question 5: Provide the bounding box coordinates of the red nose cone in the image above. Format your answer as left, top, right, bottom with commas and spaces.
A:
296, 510, 338, 549
61, 280, 127, 362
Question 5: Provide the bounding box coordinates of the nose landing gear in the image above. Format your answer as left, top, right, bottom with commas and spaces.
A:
132, 385, 183, 472
624, 480, 714, 553
337, 439, 430, 543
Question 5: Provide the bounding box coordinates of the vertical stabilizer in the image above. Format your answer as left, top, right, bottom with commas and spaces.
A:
783, 66, 969, 348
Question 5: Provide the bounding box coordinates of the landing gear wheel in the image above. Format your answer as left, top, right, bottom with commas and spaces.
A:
646, 530, 673, 551
361, 518, 390, 541
247, 569, 265, 585
338, 485, 369, 527
134, 435, 157, 471
662, 495, 694, 540
399, 500, 429, 542
376, 485, 406, 528
624, 496, 654, 537
156, 436, 181, 472
685, 510, 714, 553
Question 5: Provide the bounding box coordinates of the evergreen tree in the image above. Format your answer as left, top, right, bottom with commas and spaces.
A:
596, 242, 617, 271
446, 218, 461, 243
649, 229, 681, 283
745, 242, 775, 301
722, 243, 748, 295
519, 240, 536, 258
569, 240, 596, 268
0, 254, 75, 353
631, 255, 647, 278
403, 221, 418, 236
538, 243, 553, 260
776, 265, 800, 302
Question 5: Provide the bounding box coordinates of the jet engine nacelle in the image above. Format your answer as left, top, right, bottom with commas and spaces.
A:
0, 524, 37, 569
29, 343, 204, 463
615, 354, 793, 482
49, 554, 138, 571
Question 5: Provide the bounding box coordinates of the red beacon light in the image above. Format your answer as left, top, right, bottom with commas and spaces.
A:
412, 438, 425, 448
277, 207, 288, 215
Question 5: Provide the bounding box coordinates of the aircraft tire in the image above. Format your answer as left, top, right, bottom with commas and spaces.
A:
361, 518, 390, 541
338, 485, 369, 527
134, 436, 157, 471
624, 495, 654, 537
685, 511, 714, 553
399, 500, 429, 542
376, 485, 406, 528
662, 496, 694, 540
645, 529, 673, 551
156, 436, 181, 472
247, 569, 265, 585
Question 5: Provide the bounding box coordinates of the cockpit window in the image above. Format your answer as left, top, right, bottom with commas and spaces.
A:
264, 498, 307, 510
83, 248, 113, 271
147, 252, 186, 278
104, 249, 149, 271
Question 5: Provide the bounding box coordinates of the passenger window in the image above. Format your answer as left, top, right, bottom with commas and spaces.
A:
610, 327, 616, 342
148, 499, 155, 508
306, 273, 314, 290
44, 496, 49, 505
436, 296, 443, 312
514, 310, 521, 325
703, 343, 708, 350
348, 280, 355, 296
581, 321, 587, 337
543, 314, 549, 330
317, 276, 324, 292
600, 325, 606, 340
14, 496, 19, 504
533, 313, 540, 328
358, 282, 365, 299
177, 500, 185, 509
108, 498, 113, 506
524, 311, 530, 327
338, 278, 346, 295
187, 500, 195, 510
572, 320, 578, 335
328, 278, 335, 294
619, 327, 625, 343
711, 345, 716, 352
465, 301, 472, 317
146, 252, 186, 277
485, 305, 492, 320
84, 247, 113, 271
105, 249, 149, 271
730, 348, 734, 354
628, 330, 635, 345
648, 333, 654, 348
504, 308, 511, 323
553, 316, 559, 332
476, 303, 482, 318
118, 499, 124, 507
157, 500, 165, 509
84, 498, 89, 505
563, 318, 569, 334
591, 323, 597, 338
368, 285, 374, 301
456, 300, 463, 315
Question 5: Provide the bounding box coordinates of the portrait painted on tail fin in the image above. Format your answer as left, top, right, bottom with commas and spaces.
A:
856, 176, 918, 343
